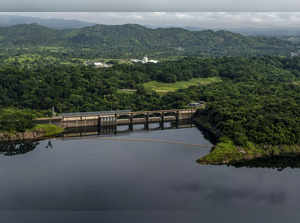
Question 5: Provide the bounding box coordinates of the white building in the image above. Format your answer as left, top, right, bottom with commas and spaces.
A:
130, 59, 141, 63
149, 59, 158, 64
131, 56, 159, 64
142, 56, 149, 63
94, 62, 112, 68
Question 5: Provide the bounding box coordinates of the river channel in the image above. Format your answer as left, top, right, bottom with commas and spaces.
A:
0, 126, 300, 222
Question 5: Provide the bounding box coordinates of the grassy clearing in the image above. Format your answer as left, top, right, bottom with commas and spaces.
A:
4, 54, 59, 64
197, 139, 243, 164
143, 77, 222, 94
293, 81, 300, 86
116, 89, 137, 94
32, 124, 64, 137
82, 58, 132, 65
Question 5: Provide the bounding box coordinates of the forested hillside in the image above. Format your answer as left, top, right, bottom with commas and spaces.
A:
1, 56, 299, 112
0, 24, 296, 58
0, 53, 299, 148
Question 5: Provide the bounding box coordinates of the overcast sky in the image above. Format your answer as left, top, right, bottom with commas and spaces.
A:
3, 12, 300, 29
1, 0, 300, 11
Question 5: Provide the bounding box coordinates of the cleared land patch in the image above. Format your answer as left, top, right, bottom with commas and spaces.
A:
116, 89, 137, 94
293, 81, 300, 86
143, 77, 222, 94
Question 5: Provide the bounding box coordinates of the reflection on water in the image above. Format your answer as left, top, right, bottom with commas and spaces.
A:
0, 141, 40, 156
0, 140, 54, 156
232, 155, 300, 171
2, 123, 300, 172
0, 121, 193, 157
1, 128, 300, 222
62, 120, 194, 138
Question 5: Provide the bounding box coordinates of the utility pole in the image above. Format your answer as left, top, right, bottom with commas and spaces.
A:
51, 106, 56, 117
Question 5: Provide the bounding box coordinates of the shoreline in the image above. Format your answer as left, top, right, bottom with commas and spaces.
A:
2, 115, 300, 167
193, 114, 300, 166
197, 139, 300, 166
0, 124, 64, 142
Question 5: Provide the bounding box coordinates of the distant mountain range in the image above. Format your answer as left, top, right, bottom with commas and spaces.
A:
2, 15, 300, 37
146, 25, 300, 37
0, 15, 95, 29
0, 23, 297, 58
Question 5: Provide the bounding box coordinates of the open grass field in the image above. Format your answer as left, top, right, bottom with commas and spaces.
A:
32, 124, 64, 137
143, 77, 222, 94
293, 81, 300, 86
4, 54, 62, 64
116, 89, 137, 94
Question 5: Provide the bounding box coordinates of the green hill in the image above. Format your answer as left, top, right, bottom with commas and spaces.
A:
0, 15, 95, 29
0, 23, 296, 58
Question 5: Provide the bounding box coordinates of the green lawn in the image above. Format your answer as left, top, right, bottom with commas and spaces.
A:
143, 77, 222, 94
4, 54, 59, 64
293, 81, 300, 86
116, 89, 137, 94
32, 124, 64, 137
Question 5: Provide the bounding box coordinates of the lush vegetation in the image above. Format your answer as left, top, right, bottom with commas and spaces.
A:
0, 108, 37, 133
0, 108, 54, 135
0, 23, 297, 60
0, 108, 62, 139
1, 23, 300, 165
193, 81, 300, 146
0, 57, 233, 112
0, 52, 300, 151
145, 56, 300, 148
197, 137, 300, 167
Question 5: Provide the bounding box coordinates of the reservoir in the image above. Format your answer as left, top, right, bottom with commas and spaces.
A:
1, 126, 300, 222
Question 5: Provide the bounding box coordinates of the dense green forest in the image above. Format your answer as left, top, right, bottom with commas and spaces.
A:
1, 56, 297, 112
0, 23, 297, 59
0, 55, 300, 148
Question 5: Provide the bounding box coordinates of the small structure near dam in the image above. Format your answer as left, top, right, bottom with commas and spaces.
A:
35, 109, 197, 135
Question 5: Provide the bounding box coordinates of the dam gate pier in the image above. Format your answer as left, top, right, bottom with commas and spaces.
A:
36, 109, 197, 135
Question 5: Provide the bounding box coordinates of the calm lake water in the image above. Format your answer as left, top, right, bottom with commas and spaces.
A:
1, 127, 300, 222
